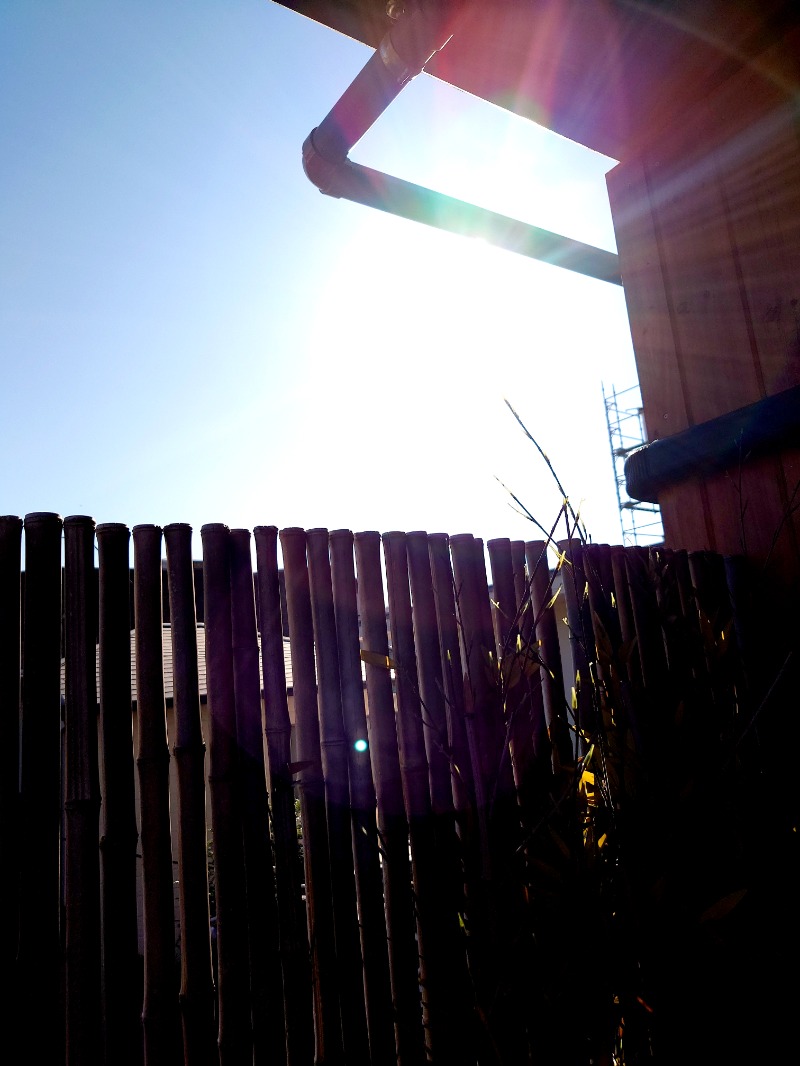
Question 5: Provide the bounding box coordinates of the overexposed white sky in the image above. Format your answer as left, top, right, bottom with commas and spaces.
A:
1, 0, 639, 554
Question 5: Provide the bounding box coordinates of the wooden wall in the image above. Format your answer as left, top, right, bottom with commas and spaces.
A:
607, 30, 800, 591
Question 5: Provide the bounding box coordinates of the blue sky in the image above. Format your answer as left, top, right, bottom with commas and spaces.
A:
1, 0, 640, 553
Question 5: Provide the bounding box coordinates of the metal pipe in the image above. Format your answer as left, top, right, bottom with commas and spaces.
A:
302, 4, 622, 286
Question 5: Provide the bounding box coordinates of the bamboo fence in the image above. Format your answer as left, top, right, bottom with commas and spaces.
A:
0, 513, 791, 1066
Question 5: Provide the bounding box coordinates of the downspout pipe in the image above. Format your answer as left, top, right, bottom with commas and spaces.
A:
302, 4, 622, 287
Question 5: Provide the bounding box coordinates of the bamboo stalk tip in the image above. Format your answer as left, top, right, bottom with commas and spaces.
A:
329, 528, 353, 541
200, 523, 230, 536
23, 511, 63, 527
96, 522, 130, 536
64, 514, 96, 529
163, 522, 192, 534
132, 523, 163, 538
279, 527, 307, 542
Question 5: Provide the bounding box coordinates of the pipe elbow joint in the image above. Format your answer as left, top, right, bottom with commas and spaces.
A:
302, 130, 343, 196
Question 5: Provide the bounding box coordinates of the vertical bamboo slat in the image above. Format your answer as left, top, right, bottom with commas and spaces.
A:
427, 533, 492, 1054
201, 523, 252, 1065
329, 529, 395, 1066
0, 516, 22, 980
448, 534, 494, 877
133, 524, 181, 1064
280, 528, 343, 1066
406, 531, 474, 1063
557, 538, 595, 757
426, 534, 474, 821
229, 528, 284, 1066
487, 537, 529, 804
307, 529, 369, 1066
509, 538, 549, 772
96, 522, 141, 1066
163, 523, 216, 1066
253, 525, 313, 1066
625, 547, 670, 756
462, 537, 529, 1066
18, 511, 63, 1051
354, 531, 424, 1066
63, 515, 101, 1066
526, 540, 572, 772
383, 530, 447, 1059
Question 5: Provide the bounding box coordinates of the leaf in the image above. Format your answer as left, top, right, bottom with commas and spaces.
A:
288, 759, 317, 774
545, 586, 562, 610
501, 647, 541, 690
360, 650, 395, 670
698, 888, 747, 924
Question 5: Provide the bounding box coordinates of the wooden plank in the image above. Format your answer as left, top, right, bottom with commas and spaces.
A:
608, 156, 714, 551
704, 69, 800, 397
607, 158, 689, 439
643, 138, 762, 422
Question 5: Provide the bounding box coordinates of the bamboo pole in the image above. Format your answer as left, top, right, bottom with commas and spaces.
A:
448, 534, 502, 869
201, 523, 252, 1065
511, 539, 550, 775
96, 522, 141, 1066
405, 533, 453, 824
63, 515, 102, 1066
18, 511, 63, 1051
353, 531, 424, 1066
584, 544, 622, 660
556, 538, 597, 757
280, 528, 343, 1066
0, 516, 22, 981
163, 523, 217, 1066
525, 540, 572, 773
382, 530, 448, 1058
133, 524, 181, 1064
426, 534, 474, 823
307, 529, 370, 1066
487, 537, 530, 803
329, 529, 395, 1066
426, 532, 494, 1040
609, 546, 647, 761
454, 536, 528, 1065
253, 525, 313, 1066
229, 528, 284, 1066
406, 530, 474, 1062
625, 547, 669, 756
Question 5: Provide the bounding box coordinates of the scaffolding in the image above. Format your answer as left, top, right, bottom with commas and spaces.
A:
603, 383, 664, 546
